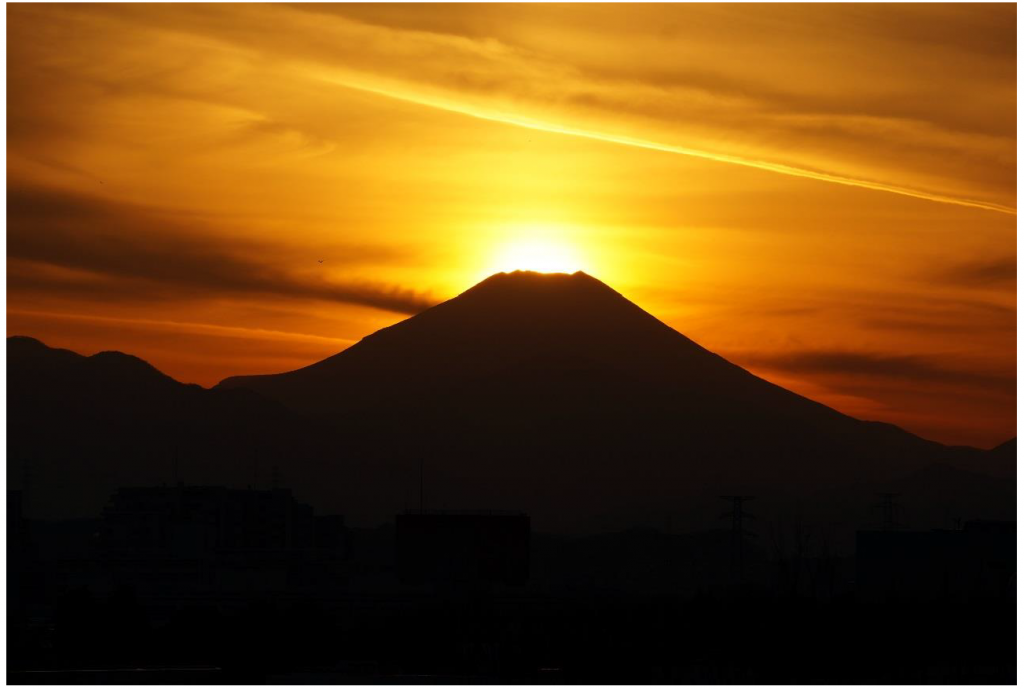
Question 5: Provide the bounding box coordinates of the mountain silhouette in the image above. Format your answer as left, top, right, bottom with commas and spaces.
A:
984, 437, 1016, 477
9, 272, 1011, 532
220, 271, 855, 419
7, 336, 307, 518
213, 271, 1002, 530
10, 335, 187, 399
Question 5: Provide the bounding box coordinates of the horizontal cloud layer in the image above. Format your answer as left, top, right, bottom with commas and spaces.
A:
8, 185, 435, 315
746, 350, 1015, 396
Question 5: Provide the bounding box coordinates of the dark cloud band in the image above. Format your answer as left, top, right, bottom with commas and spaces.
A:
7, 185, 436, 315
744, 350, 1015, 396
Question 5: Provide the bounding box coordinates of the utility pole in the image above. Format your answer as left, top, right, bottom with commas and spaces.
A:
419, 457, 425, 514
720, 495, 756, 581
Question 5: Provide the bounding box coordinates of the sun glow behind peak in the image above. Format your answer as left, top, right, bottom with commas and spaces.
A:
494, 240, 580, 274
482, 227, 590, 279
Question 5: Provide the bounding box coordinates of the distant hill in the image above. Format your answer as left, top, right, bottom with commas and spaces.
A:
984, 437, 1016, 477
9, 272, 1013, 533
7, 336, 308, 518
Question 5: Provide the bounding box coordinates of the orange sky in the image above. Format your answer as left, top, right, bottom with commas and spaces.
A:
6, 3, 1016, 448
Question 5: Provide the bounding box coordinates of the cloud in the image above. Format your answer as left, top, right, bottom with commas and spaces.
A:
11, 3, 1013, 214
745, 350, 1015, 396
292, 3, 1016, 211
856, 293, 1015, 336
7, 185, 436, 315
8, 307, 355, 348
933, 257, 1016, 287
325, 77, 1016, 215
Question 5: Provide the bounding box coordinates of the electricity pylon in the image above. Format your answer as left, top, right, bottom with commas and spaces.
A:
720, 495, 756, 580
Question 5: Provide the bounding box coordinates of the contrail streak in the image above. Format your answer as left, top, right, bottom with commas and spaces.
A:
319, 71, 1015, 216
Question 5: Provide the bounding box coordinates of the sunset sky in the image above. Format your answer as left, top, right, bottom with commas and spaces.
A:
6, 3, 1016, 448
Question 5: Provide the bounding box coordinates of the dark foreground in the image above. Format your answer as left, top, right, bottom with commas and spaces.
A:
8, 517, 1016, 684
9, 594, 1015, 684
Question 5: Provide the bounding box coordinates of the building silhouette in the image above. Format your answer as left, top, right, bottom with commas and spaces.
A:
856, 519, 1015, 602
100, 484, 350, 599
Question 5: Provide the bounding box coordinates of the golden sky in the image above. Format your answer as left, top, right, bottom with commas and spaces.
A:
6, 3, 1016, 448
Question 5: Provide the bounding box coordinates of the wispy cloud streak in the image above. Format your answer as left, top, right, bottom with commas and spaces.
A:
8, 308, 356, 347
319, 73, 1016, 215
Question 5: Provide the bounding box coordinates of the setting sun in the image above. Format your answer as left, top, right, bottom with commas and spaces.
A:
486, 236, 585, 276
